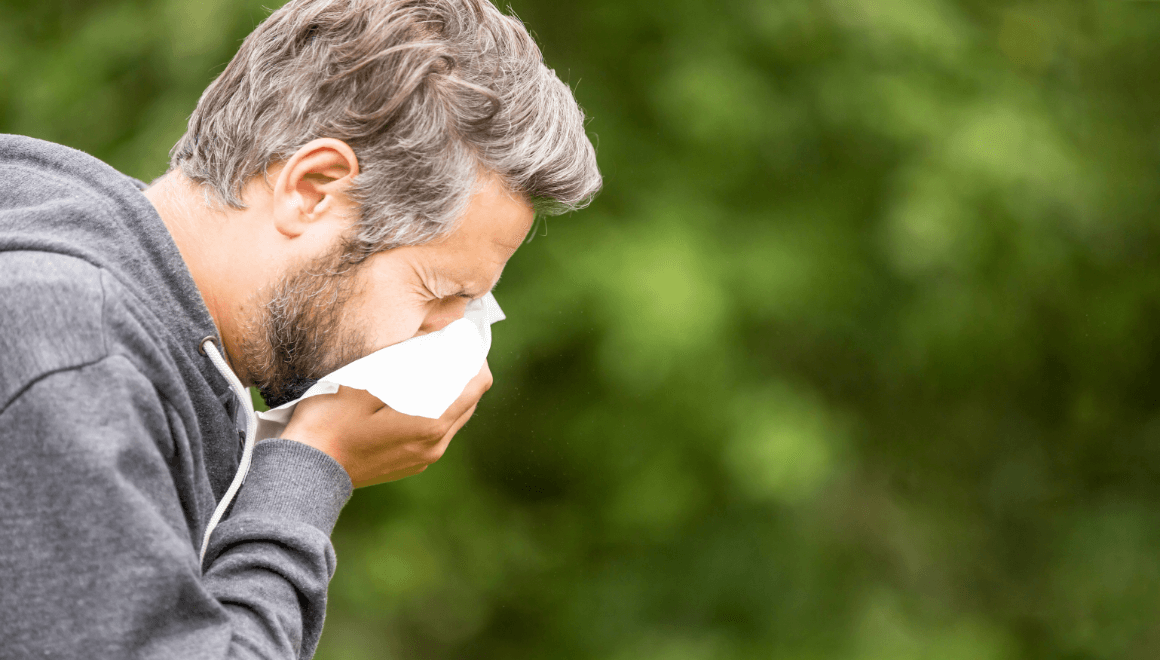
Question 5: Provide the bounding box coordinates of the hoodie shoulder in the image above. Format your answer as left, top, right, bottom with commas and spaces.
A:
0, 250, 107, 411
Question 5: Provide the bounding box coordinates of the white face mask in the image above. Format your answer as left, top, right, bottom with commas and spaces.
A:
255, 293, 505, 440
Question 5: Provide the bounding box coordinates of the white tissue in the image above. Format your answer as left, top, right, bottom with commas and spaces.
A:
255, 293, 505, 440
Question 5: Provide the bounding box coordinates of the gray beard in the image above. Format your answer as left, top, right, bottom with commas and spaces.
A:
238, 244, 372, 408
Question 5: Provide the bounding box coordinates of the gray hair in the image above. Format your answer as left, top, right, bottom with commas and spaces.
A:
169, 0, 601, 257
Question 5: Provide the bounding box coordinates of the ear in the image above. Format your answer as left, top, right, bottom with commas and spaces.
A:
270, 138, 360, 239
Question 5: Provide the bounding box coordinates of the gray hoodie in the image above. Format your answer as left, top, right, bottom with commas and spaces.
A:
0, 135, 353, 658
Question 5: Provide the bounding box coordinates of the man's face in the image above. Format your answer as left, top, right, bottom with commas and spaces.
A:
241, 177, 534, 407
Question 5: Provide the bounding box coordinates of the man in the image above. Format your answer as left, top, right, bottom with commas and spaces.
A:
0, 0, 600, 656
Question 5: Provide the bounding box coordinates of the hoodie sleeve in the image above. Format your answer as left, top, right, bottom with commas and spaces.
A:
0, 354, 351, 659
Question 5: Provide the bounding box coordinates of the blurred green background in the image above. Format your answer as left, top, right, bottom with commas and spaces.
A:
4, 0, 1160, 657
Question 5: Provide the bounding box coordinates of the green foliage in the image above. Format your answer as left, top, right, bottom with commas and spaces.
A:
5, 0, 1160, 657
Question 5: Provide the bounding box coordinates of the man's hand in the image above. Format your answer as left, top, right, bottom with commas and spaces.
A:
281, 362, 493, 487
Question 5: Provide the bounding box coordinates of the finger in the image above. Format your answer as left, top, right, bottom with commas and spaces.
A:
439, 360, 493, 424
429, 402, 478, 461
335, 385, 390, 413
286, 384, 382, 424
312, 384, 384, 412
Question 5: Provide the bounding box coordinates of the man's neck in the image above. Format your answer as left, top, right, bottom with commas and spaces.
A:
143, 172, 250, 379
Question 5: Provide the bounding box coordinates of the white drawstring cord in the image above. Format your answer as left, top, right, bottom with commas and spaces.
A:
198, 337, 257, 567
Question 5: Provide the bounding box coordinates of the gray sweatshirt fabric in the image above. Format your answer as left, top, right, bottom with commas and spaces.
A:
0, 135, 354, 658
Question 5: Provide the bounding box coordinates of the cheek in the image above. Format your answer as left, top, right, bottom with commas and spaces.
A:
418, 301, 469, 335
347, 278, 430, 351
350, 250, 438, 351
360, 304, 426, 350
